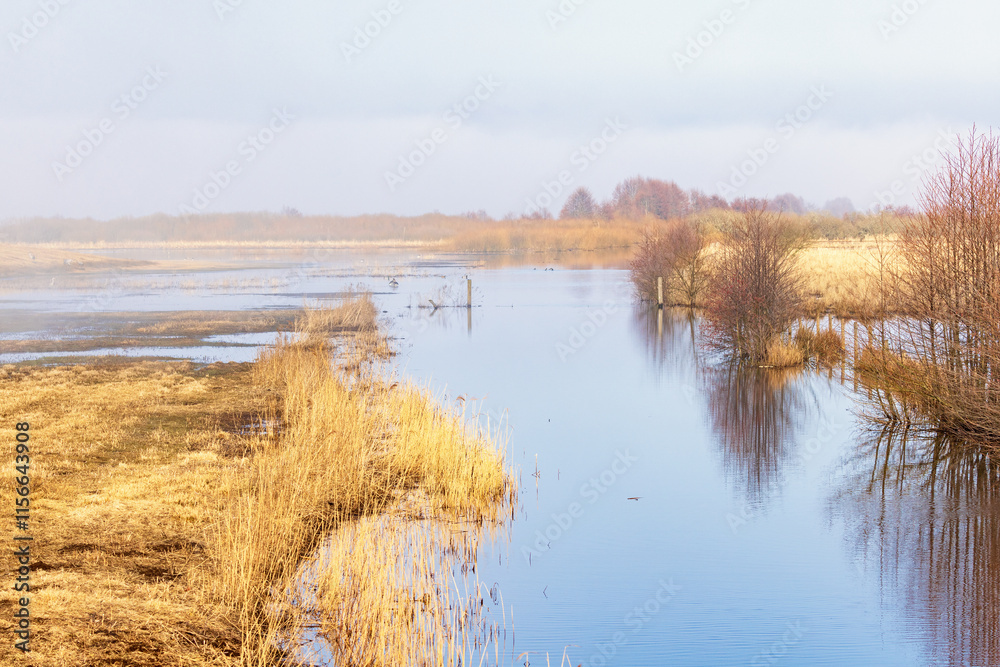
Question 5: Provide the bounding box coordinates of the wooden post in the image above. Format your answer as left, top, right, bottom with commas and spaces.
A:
853, 321, 859, 392
853, 322, 859, 361
467, 278, 472, 309
657, 277, 664, 310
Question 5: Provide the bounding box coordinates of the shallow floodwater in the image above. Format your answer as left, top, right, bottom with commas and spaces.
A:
395, 267, 998, 666
3, 251, 996, 665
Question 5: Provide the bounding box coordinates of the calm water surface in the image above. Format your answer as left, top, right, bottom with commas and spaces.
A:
3, 251, 995, 666
394, 266, 997, 666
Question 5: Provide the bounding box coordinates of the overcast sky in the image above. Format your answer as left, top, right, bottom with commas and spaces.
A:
1, 0, 997, 220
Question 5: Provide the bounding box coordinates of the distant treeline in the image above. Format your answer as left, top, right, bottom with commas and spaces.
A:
0, 177, 908, 245
547, 176, 906, 240
0, 212, 470, 245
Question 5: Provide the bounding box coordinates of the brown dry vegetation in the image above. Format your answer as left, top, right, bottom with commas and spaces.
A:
702, 204, 805, 362
442, 217, 641, 254
0, 293, 515, 665
857, 130, 1000, 443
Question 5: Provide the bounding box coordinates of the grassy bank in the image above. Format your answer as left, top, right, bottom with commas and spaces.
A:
0, 294, 515, 665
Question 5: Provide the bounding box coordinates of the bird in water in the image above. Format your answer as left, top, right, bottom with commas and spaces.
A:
388, 277, 399, 288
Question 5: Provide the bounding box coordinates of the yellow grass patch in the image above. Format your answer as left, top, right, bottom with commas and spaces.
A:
0, 295, 514, 665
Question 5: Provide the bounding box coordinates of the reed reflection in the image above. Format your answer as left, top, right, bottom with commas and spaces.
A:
838, 427, 1000, 666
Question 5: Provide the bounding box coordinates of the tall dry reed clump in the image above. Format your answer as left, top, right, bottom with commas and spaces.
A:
211, 294, 515, 665
703, 203, 804, 362
858, 129, 1000, 442
629, 218, 709, 306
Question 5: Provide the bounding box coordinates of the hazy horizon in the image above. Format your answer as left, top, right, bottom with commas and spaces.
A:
2, 0, 997, 221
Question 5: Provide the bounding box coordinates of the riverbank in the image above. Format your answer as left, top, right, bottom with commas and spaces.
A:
0, 296, 515, 665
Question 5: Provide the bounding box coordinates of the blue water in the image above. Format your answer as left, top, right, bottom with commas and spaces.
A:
2, 250, 992, 665
391, 267, 942, 666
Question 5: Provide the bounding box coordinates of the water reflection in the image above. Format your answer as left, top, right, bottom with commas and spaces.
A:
837, 427, 1000, 666
631, 306, 700, 374
706, 365, 808, 504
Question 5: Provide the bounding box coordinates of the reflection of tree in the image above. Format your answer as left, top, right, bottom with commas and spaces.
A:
837, 427, 1000, 666
631, 306, 700, 375
707, 364, 805, 503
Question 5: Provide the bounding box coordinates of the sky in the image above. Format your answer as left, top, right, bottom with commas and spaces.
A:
1, 0, 997, 220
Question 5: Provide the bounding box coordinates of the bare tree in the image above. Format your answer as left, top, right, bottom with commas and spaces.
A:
703, 203, 804, 361
862, 128, 1000, 439
559, 187, 597, 219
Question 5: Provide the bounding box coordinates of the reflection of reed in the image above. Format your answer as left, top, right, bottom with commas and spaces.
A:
292, 513, 511, 666
839, 427, 1000, 666
707, 365, 804, 502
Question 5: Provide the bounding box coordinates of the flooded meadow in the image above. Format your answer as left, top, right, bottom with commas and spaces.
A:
2, 248, 994, 666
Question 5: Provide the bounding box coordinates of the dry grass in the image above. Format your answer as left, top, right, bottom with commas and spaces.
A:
0, 359, 253, 665
443, 217, 643, 254
217, 305, 514, 665
765, 338, 806, 367
797, 239, 889, 317
0, 294, 514, 665
812, 330, 845, 364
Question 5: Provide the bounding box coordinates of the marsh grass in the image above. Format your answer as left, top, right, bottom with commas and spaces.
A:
215, 294, 515, 665
444, 217, 642, 254
0, 293, 515, 665
765, 338, 806, 367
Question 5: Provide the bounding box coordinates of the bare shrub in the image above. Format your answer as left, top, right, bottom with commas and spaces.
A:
861, 128, 1000, 440
628, 219, 708, 306
703, 202, 804, 362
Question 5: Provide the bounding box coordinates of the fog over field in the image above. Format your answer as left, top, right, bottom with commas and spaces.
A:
1, 0, 997, 219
